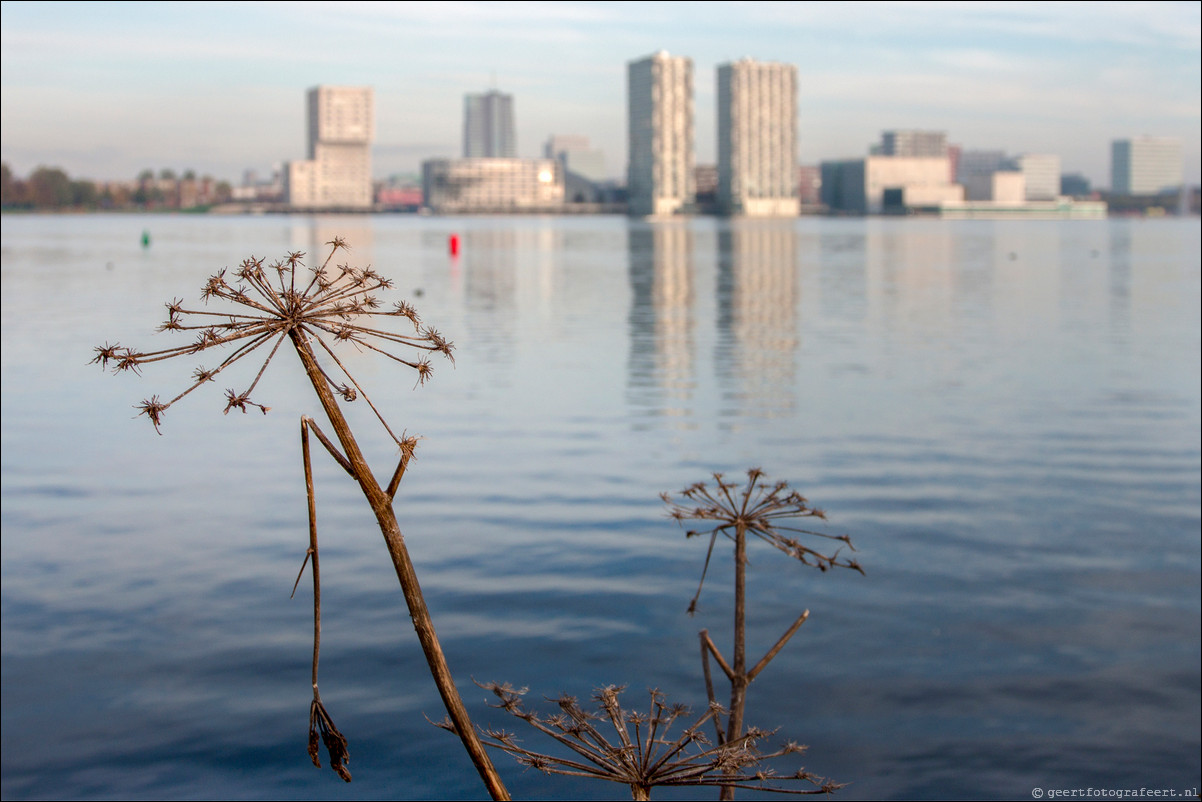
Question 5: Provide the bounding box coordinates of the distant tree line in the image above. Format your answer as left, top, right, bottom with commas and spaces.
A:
1, 162, 232, 211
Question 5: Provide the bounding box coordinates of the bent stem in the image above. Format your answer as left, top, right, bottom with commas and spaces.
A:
290, 328, 509, 801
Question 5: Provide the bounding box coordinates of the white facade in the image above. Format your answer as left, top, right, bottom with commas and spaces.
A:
1017, 154, 1060, 201
1111, 137, 1182, 195
627, 51, 695, 217
717, 59, 799, 217
821, 156, 958, 214
464, 91, 516, 158
422, 158, 563, 212
286, 86, 373, 209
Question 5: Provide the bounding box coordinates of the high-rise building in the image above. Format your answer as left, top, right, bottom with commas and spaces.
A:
1111, 137, 1182, 195
627, 51, 695, 217
285, 86, 373, 209
717, 58, 799, 217
464, 90, 516, 158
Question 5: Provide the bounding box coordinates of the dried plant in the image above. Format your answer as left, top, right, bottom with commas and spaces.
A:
438, 683, 840, 801
663, 469, 862, 799
95, 239, 509, 799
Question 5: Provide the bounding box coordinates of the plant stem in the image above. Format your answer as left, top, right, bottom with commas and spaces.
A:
721, 521, 749, 801
290, 329, 509, 801
302, 419, 321, 694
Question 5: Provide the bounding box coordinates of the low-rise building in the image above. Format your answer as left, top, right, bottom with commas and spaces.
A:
422, 158, 564, 213
821, 156, 960, 214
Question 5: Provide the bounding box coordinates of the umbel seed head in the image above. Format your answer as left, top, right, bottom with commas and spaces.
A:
93, 239, 453, 439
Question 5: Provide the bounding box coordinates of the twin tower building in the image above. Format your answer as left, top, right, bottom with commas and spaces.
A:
629, 51, 799, 218
283, 54, 799, 216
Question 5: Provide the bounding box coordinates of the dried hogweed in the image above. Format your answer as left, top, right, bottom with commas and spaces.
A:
663, 469, 862, 799
92, 237, 451, 436
662, 468, 863, 614
439, 683, 839, 801
94, 240, 509, 799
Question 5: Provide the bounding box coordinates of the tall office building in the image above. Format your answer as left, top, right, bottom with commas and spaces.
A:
717, 58, 799, 217
1111, 137, 1182, 195
285, 86, 373, 209
627, 51, 695, 217
464, 90, 516, 158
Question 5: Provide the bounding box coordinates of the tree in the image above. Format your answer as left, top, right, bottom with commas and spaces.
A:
28, 166, 72, 208
0, 162, 24, 208
71, 180, 98, 209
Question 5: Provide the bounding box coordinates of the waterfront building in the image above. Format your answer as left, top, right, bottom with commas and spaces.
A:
821, 156, 960, 214
284, 86, 373, 209
797, 165, 821, 207
716, 58, 799, 217
627, 51, 695, 217
544, 135, 606, 202
464, 90, 516, 158
880, 130, 948, 158
1017, 154, 1061, 201
1111, 137, 1182, 195
957, 150, 1009, 200
1060, 173, 1092, 197
421, 158, 563, 213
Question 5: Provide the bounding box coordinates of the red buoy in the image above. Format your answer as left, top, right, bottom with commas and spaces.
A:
449, 234, 459, 256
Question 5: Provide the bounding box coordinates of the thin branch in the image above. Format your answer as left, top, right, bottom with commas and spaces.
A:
748, 610, 809, 682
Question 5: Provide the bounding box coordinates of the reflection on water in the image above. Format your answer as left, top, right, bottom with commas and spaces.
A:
716, 220, 799, 420
628, 222, 695, 420
1, 214, 1198, 801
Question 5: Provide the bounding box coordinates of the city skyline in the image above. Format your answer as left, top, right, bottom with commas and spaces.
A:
2, 1, 1199, 188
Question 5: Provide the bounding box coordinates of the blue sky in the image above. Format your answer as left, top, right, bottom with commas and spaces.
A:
2, 1, 1199, 187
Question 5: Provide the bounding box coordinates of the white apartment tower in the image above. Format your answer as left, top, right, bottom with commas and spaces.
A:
1111, 137, 1182, 195
627, 51, 695, 217
717, 58, 799, 217
286, 86, 374, 209
464, 90, 516, 158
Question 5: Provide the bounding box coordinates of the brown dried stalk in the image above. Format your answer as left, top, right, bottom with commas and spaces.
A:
94, 239, 508, 800
438, 683, 840, 801
663, 469, 862, 799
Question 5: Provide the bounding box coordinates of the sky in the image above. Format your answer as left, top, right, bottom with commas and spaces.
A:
2, 1, 1199, 188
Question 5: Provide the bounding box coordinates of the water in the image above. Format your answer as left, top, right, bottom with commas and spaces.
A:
2, 214, 1199, 800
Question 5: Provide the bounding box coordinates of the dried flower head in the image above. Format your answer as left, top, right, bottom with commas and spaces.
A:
92, 238, 452, 437
309, 698, 352, 782
439, 683, 839, 799
662, 469, 864, 613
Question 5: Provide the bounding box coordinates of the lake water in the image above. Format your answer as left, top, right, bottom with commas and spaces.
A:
2, 213, 1199, 801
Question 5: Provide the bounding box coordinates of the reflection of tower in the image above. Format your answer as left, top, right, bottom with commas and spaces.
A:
462, 228, 520, 367
627, 223, 695, 419
289, 222, 375, 270
716, 221, 798, 417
